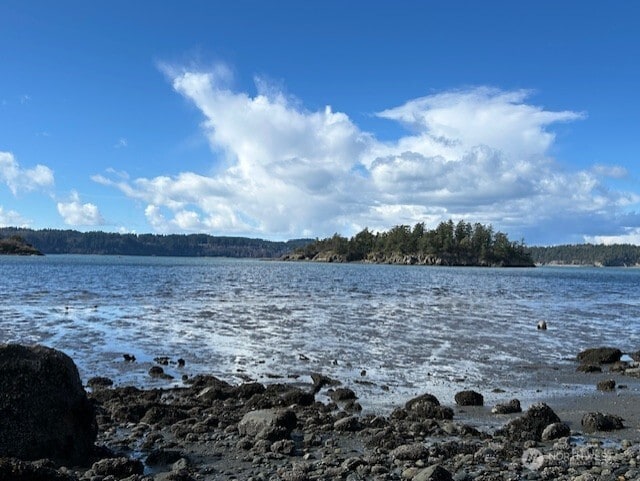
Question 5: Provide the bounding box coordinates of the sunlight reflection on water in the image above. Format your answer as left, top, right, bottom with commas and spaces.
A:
1, 255, 639, 411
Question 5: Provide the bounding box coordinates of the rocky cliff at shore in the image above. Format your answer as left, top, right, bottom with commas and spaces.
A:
2, 344, 640, 481
282, 250, 534, 267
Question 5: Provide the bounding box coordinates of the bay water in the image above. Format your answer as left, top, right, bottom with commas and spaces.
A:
1, 255, 639, 412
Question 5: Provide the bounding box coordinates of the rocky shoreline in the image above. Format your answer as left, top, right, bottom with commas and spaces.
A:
2, 345, 640, 480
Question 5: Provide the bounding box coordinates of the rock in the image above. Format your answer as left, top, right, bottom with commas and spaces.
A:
0, 344, 97, 464
576, 364, 602, 373
581, 412, 624, 432
577, 347, 622, 364
391, 443, 428, 461
496, 402, 561, 441
406, 392, 441, 409
334, 416, 362, 432
454, 390, 484, 406
624, 367, 640, 377
280, 388, 315, 406
631, 350, 640, 362
233, 382, 265, 399
597, 379, 616, 391
87, 376, 114, 389
91, 456, 144, 477
492, 398, 521, 414
310, 372, 341, 393
413, 464, 454, 481
237, 409, 296, 441
145, 449, 185, 466
141, 405, 189, 426
271, 439, 295, 455
403, 393, 454, 420
541, 422, 571, 440
329, 387, 357, 402
609, 361, 629, 372
0, 458, 77, 481
149, 365, 174, 380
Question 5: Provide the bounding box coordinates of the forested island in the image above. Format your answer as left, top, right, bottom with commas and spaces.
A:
0, 227, 310, 258
284, 220, 535, 267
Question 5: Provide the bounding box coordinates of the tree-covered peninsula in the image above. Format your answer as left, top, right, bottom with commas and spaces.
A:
0, 235, 43, 256
284, 220, 535, 267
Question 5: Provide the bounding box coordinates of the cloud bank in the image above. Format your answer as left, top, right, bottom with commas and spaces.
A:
94, 66, 639, 244
0, 151, 54, 195
57, 191, 104, 226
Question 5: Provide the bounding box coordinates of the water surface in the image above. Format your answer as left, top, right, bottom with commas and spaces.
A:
2, 255, 639, 411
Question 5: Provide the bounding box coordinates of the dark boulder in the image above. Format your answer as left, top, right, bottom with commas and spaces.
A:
597, 379, 616, 392
577, 347, 622, 365
541, 422, 571, 440
454, 390, 484, 406
145, 449, 185, 466
401, 393, 454, 420
87, 376, 114, 389
329, 387, 357, 402
576, 364, 602, 373
496, 402, 561, 441
491, 398, 522, 414
0, 344, 97, 464
280, 388, 315, 406
91, 457, 144, 477
581, 412, 624, 432
149, 365, 173, 380
233, 382, 266, 399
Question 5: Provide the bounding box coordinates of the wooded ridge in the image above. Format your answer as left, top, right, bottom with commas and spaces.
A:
0, 227, 310, 258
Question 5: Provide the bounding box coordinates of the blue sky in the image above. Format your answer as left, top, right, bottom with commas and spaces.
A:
1, 1, 639, 245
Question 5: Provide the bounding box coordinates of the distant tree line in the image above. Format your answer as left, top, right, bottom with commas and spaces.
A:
0, 227, 311, 258
289, 220, 535, 267
528, 244, 640, 267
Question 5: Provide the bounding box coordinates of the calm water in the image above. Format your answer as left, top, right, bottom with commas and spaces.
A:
1, 255, 639, 411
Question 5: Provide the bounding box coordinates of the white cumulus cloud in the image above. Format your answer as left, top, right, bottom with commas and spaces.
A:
0, 206, 29, 227
57, 191, 104, 226
585, 228, 640, 245
0, 151, 54, 195
93, 65, 640, 244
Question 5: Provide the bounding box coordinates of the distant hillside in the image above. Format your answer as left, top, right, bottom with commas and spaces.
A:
0, 235, 43, 256
0, 227, 312, 258
529, 244, 640, 267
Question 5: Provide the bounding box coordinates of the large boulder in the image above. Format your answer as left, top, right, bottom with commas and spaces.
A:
496, 402, 561, 441
577, 347, 622, 365
581, 412, 624, 432
0, 344, 97, 464
237, 409, 296, 441
454, 390, 484, 406
492, 398, 522, 414
400, 393, 454, 420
